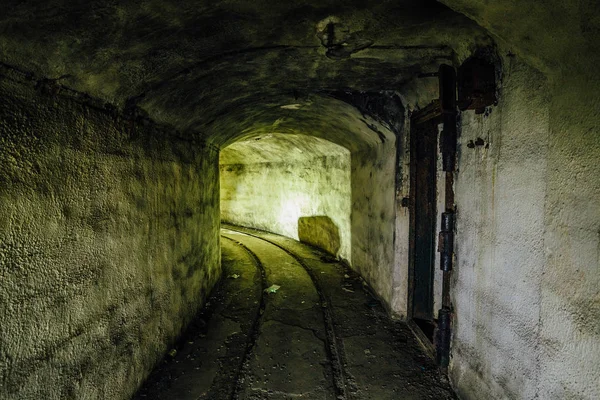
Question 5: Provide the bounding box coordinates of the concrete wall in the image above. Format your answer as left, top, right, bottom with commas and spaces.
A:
539, 73, 600, 400
0, 79, 221, 400
391, 114, 411, 319
351, 143, 398, 312
220, 153, 352, 263
450, 56, 600, 399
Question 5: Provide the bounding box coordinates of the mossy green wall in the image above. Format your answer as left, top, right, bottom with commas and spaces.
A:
0, 79, 221, 399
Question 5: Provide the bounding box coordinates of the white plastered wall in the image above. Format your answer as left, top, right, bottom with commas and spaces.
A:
450, 56, 600, 399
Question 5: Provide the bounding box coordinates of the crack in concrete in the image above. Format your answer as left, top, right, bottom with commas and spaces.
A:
264, 318, 326, 343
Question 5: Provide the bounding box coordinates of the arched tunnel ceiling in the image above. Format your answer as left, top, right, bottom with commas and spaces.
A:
220, 133, 349, 164
0, 0, 493, 146
439, 0, 600, 77
214, 94, 396, 151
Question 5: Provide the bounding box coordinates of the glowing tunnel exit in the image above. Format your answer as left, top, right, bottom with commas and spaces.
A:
219, 133, 352, 263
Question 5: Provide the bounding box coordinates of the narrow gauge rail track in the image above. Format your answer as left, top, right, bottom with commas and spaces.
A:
222, 227, 352, 400
219, 235, 268, 400
135, 230, 350, 400
134, 228, 455, 400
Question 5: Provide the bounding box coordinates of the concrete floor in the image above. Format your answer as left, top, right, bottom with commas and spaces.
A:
134, 226, 455, 400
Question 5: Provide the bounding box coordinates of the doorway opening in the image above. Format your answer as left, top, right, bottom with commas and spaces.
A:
409, 103, 443, 343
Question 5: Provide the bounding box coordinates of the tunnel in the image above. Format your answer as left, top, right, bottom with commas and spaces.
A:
0, 1, 599, 399
220, 132, 353, 261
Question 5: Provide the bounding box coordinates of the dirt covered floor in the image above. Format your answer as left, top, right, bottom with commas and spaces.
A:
134, 226, 455, 400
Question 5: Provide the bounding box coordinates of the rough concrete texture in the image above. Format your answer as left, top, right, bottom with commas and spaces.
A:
298, 216, 342, 257
350, 141, 398, 314
391, 110, 412, 319
0, 0, 484, 327
0, 1, 599, 399
135, 226, 456, 399
220, 133, 352, 262
538, 76, 600, 400
451, 55, 600, 399
0, 0, 490, 142
0, 78, 221, 400
134, 238, 263, 400
437, 1, 600, 399
326, 91, 411, 319
441, 0, 600, 78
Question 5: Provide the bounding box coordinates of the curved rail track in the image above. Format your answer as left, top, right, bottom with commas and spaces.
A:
134, 226, 455, 400
222, 227, 352, 400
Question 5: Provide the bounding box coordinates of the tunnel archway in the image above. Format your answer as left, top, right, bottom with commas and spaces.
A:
220, 133, 352, 262
215, 94, 402, 310
2, 1, 598, 399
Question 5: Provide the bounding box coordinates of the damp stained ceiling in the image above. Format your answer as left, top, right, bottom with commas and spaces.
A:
0, 0, 492, 149
220, 133, 349, 164
3, 0, 594, 151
